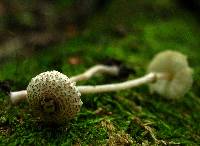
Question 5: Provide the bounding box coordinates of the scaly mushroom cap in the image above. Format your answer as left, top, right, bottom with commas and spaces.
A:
27, 71, 82, 125
147, 50, 193, 99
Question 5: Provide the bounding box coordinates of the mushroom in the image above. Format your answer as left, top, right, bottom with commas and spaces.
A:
10, 65, 120, 125
147, 50, 193, 99
9, 50, 193, 124
75, 50, 193, 99
10, 64, 120, 104
26, 71, 82, 125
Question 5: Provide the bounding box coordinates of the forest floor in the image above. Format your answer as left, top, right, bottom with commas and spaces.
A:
0, 1, 200, 145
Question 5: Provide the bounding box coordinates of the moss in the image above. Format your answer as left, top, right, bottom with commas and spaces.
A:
0, 0, 200, 145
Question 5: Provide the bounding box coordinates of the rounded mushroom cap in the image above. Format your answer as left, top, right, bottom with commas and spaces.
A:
147, 50, 193, 99
27, 71, 82, 125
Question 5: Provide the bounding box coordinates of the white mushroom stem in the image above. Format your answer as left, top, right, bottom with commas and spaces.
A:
70, 65, 119, 82
77, 72, 169, 94
10, 72, 169, 104
10, 90, 27, 104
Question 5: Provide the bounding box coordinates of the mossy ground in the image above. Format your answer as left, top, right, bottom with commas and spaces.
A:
0, 1, 200, 145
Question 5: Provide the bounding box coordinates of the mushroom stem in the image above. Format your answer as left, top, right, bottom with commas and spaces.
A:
77, 72, 168, 94
10, 90, 27, 104
9, 72, 169, 104
70, 65, 119, 82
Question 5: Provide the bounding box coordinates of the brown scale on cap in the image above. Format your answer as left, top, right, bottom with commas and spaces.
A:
26, 71, 82, 125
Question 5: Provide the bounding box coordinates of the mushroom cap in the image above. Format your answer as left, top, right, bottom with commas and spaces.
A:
147, 50, 193, 99
27, 71, 82, 125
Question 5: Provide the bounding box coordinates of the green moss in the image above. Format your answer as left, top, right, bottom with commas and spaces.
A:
0, 0, 200, 145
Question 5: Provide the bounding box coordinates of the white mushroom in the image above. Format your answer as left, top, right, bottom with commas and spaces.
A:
10, 65, 120, 125
76, 50, 193, 99
27, 71, 82, 125
147, 50, 193, 99
10, 64, 120, 104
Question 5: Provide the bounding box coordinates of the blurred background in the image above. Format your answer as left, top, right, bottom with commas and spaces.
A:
0, 0, 200, 60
